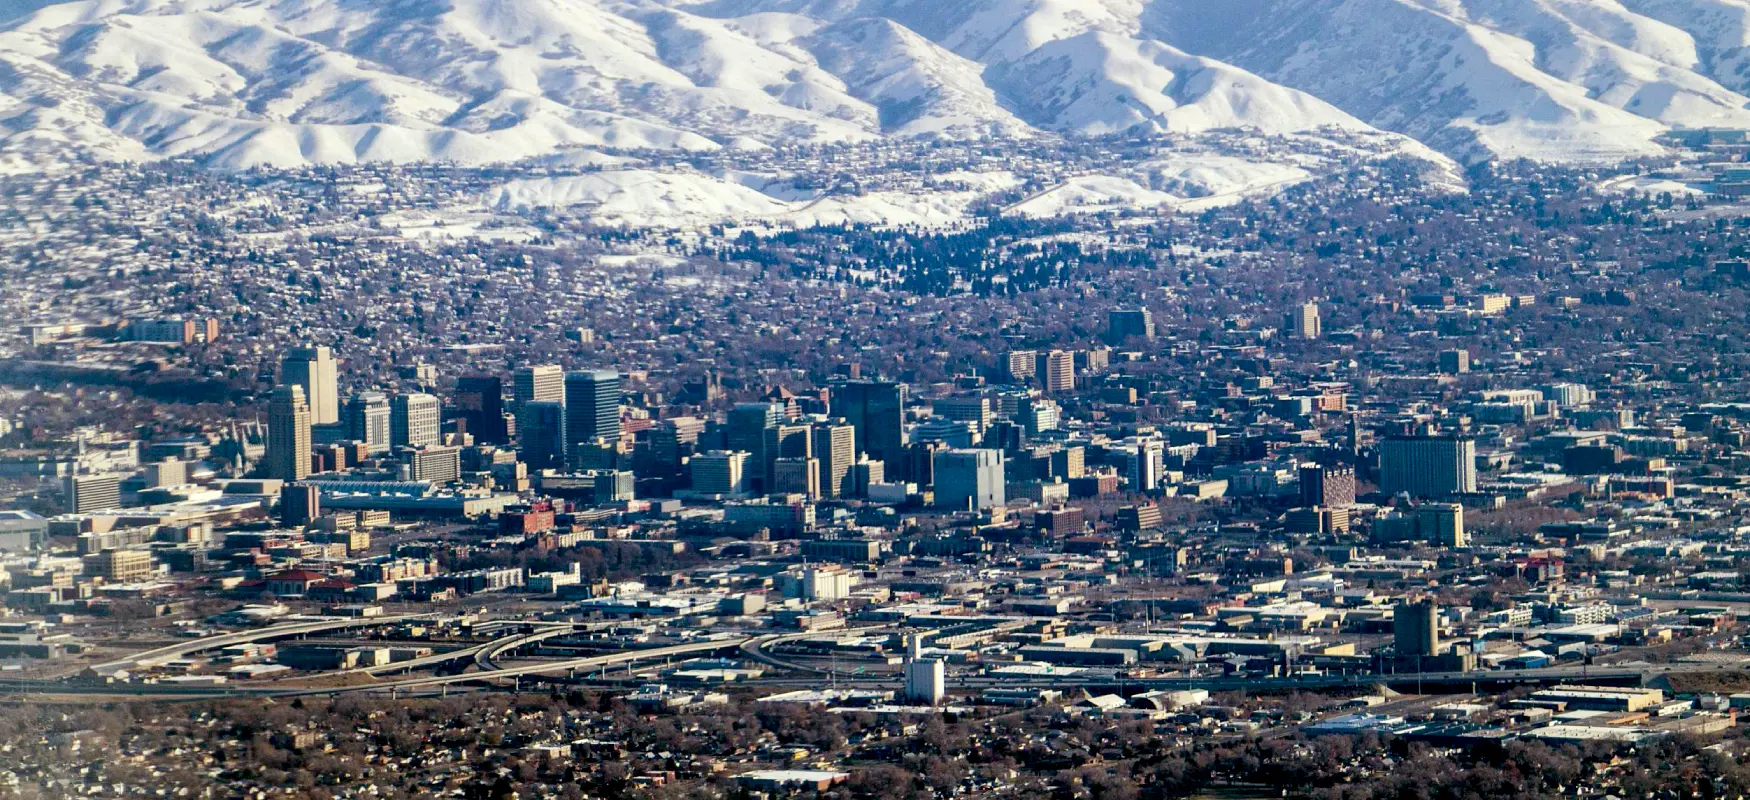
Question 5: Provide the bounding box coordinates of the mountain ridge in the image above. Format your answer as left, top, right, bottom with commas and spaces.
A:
0, 0, 1745, 171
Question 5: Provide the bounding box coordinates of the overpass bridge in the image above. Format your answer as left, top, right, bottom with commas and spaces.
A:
92, 614, 439, 676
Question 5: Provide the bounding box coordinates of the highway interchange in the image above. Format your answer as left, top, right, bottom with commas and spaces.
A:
3, 615, 1742, 703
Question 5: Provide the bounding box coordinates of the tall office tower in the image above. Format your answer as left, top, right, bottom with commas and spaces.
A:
454, 376, 507, 444
772, 457, 821, 499
727, 402, 784, 491
1417, 503, 1467, 548
764, 423, 813, 487
831, 381, 907, 479
1106, 307, 1156, 345
902, 634, 946, 705
1393, 600, 1441, 657
281, 346, 339, 425
391, 392, 442, 449
905, 441, 946, 487
1438, 349, 1471, 375
519, 401, 567, 470
266, 384, 312, 481
1299, 464, 1357, 508
1038, 350, 1075, 392
63, 473, 121, 514
1380, 435, 1477, 498
280, 483, 320, 527
691, 450, 750, 496
813, 422, 856, 498
346, 392, 392, 455
512, 364, 564, 427
933, 449, 1005, 511
1289, 302, 1322, 340
564, 370, 621, 457
934, 396, 993, 431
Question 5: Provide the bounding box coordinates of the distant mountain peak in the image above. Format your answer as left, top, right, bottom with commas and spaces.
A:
0, 0, 1740, 171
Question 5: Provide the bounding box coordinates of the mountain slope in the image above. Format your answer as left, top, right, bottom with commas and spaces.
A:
0, 0, 1747, 170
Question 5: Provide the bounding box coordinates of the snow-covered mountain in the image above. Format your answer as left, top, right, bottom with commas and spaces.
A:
2, 0, 1749, 171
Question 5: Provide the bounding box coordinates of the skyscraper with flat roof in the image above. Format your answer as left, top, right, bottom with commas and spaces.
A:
346, 392, 391, 455
281, 347, 339, 425
392, 392, 442, 450
1394, 600, 1440, 657
1380, 436, 1477, 498
1039, 350, 1075, 392
513, 365, 564, 430
267, 384, 312, 481
519, 401, 566, 471
63, 473, 121, 514
832, 381, 907, 478
1299, 464, 1357, 509
454, 376, 506, 444
813, 421, 856, 499
727, 402, 784, 492
564, 370, 620, 463
1290, 302, 1322, 340
933, 449, 1005, 511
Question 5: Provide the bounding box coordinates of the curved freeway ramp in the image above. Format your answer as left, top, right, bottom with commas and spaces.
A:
92, 614, 436, 676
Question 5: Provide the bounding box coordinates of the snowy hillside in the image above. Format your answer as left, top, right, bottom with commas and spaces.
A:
1, 0, 1747, 171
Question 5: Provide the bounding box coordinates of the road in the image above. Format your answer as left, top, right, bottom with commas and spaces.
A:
2, 635, 757, 700
20, 627, 1745, 703
90, 614, 438, 675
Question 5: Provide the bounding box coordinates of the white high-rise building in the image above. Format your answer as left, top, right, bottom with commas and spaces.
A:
391, 392, 442, 450
266, 384, 312, 482
1290, 302, 1322, 340
282, 347, 339, 425
813, 422, 856, 499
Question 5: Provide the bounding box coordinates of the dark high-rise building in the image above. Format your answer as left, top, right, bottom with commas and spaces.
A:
904, 441, 948, 488
1106, 307, 1155, 345
519, 401, 567, 471
1299, 464, 1357, 508
1380, 436, 1477, 498
564, 370, 620, 460
1394, 600, 1440, 657
832, 380, 907, 479
764, 423, 813, 489
280, 484, 320, 527
727, 403, 784, 492
453, 376, 507, 444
